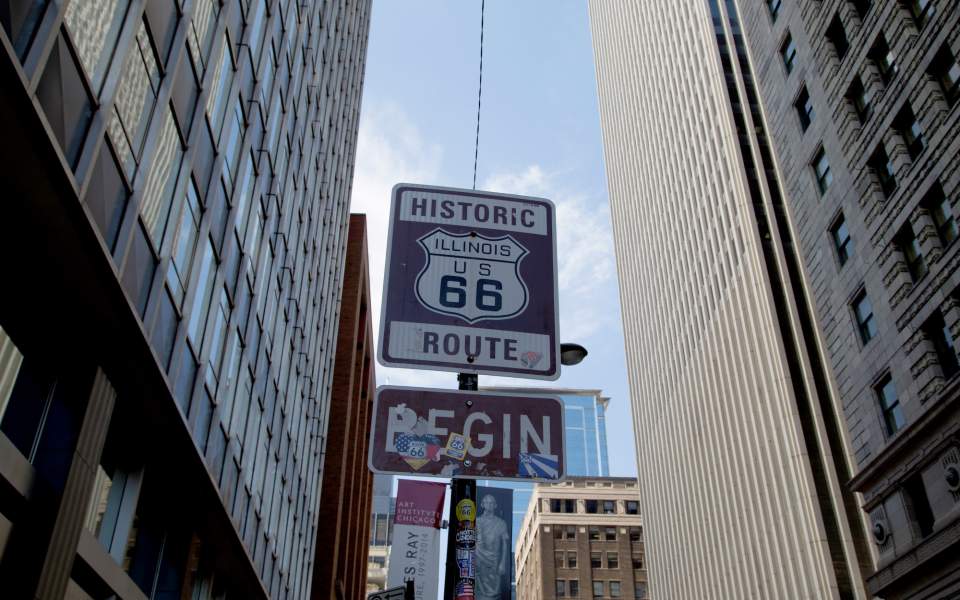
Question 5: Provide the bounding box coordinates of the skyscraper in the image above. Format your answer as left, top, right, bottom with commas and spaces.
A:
590, 1, 872, 598
725, 3, 960, 598
0, 1, 371, 598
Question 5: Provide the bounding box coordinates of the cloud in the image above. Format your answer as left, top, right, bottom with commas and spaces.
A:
350, 101, 443, 385
483, 166, 616, 341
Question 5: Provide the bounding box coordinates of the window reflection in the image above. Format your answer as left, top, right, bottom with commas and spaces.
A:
108, 19, 163, 178
140, 107, 184, 247
63, 0, 130, 94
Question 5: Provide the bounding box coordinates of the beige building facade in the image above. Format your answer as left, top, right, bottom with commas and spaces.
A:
592, 0, 960, 598
515, 477, 647, 600
732, 2, 960, 599
589, 1, 874, 598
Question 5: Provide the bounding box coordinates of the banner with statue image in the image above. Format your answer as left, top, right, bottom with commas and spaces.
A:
475, 486, 513, 600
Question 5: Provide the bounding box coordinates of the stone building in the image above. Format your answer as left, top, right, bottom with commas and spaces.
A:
731, 2, 960, 597
515, 477, 647, 600
590, 1, 960, 598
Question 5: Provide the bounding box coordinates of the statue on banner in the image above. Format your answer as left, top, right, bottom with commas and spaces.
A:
475, 493, 510, 600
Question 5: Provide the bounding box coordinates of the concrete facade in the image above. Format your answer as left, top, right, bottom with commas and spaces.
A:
515, 477, 646, 600
0, 0, 371, 598
589, 1, 873, 598
733, 2, 960, 598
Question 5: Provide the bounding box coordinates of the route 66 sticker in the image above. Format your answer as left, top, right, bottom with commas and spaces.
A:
444, 432, 467, 460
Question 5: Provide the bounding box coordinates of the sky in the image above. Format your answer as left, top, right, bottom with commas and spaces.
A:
349, 0, 636, 478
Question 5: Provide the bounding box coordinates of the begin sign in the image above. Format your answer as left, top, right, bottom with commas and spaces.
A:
378, 183, 560, 379
368, 386, 565, 482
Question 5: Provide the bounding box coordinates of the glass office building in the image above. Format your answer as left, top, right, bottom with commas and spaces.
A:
0, 1, 371, 598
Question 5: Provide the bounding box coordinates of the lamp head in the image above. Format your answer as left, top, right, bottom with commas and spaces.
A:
560, 343, 588, 366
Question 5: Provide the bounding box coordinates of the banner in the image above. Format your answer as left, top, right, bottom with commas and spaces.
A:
387, 479, 446, 600
474, 486, 513, 600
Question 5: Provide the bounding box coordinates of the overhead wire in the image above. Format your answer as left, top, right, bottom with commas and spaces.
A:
472, 0, 485, 190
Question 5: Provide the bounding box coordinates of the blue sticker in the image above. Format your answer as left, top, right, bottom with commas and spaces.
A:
518, 453, 560, 479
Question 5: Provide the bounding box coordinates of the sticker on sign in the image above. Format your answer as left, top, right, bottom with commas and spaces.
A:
378, 184, 560, 380
368, 386, 566, 482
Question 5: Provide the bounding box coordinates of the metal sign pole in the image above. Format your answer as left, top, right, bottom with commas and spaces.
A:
444, 373, 478, 599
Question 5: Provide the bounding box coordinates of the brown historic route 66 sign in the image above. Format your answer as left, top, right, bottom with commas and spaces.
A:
377, 183, 560, 380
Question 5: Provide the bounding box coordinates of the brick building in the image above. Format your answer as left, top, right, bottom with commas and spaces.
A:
312, 215, 376, 600
515, 477, 647, 600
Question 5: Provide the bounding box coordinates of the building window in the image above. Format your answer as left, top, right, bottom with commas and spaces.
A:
868, 145, 897, 198
847, 76, 873, 123
896, 224, 927, 282
85, 143, 130, 252
831, 214, 854, 266
905, 0, 935, 28
551, 499, 577, 513
62, 0, 131, 95
570, 581, 580, 597
206, 34, 236, 136
140, 107, 185, 249
589, 526, 600, 541
593, 581, 604, 598
853, 290, 878, 344
870, 34, 898, 85
767, 0, 782, 21
556, 551, 566, 568
567, 525, 576, 540
812, 147, 832, 195
794, 85, 815, 132
586, 499, 599, 513
903, 474, 936, 538
568, 551, 578, 568
168, 179, 203, 306
899, 229, 929, 293
603, 500, 616, 514
186, 237, 217, 348
605, 527, 617, 541
108, 19, 163, 178
188, 0, 220, 75
925, 311, 959, 379
626, 501, 639, 515
554, 527, 564, 540
610, 581, 622, 598
607, 552, 619, 569
929, 44, 960, 107
826, 14, 849, 60
780, 33, 797, 73
629, 527, 642, 542
591, 552, 602, 569
557, 580, 567, 596
924, 183, 958, 246
851, 0, 872, 19
875, 374, 904, 436
893, 104, 925, 160
632, 554, 644, 569
635, 583, 648, 599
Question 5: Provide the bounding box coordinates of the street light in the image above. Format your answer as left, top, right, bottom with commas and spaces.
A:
560, 342, 589, 366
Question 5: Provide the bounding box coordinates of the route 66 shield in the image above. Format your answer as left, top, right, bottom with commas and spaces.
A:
415, 229, 529, 323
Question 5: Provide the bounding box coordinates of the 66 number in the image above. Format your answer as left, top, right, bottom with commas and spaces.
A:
439, 276, 503, 312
